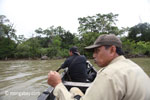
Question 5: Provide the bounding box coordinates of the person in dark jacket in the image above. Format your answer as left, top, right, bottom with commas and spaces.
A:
60, 46, 88, 82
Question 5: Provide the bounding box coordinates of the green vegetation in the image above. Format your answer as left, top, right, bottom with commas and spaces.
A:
0, 13, 150, 60
130, 58, 150, 75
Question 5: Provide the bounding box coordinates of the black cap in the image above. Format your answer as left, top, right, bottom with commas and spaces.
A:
69, 46, 78, 54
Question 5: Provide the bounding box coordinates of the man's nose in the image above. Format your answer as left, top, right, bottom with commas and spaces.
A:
93, 53, 96, 58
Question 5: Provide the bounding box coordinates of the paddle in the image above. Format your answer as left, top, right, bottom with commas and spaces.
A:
56, 67, 61, 72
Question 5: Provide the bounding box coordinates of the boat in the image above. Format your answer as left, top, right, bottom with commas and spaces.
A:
37, 61, 97, 100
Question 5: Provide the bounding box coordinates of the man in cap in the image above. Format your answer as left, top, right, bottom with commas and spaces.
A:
58, 46, 88, 82
47, 34, 150, 100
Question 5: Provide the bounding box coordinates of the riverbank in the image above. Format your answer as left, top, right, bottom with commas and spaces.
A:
0, 57, 150, 76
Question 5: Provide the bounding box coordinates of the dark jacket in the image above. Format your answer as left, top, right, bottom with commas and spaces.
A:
60, 54, 88, 82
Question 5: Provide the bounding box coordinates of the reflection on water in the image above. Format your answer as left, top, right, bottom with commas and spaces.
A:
4, 73, 32, 81
0, 59, 65, 100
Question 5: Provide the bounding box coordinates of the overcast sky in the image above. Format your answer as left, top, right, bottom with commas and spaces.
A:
0, 0, 150, 38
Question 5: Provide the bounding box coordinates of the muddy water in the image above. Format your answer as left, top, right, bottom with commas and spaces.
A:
0, 59, 65, 100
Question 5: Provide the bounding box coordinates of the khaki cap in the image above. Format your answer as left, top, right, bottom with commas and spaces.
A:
85, 34, 122, 50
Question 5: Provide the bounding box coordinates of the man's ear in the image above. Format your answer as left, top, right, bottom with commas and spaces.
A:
70, 51, 73, 56
110, 45, 116, 56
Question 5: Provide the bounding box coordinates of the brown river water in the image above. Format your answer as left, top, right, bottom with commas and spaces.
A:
0, 59, 65, 100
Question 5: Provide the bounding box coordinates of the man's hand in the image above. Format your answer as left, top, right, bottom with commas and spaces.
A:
47, 71, 62, 87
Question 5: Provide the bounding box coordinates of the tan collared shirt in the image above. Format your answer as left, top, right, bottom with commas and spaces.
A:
53, 56, 150, 100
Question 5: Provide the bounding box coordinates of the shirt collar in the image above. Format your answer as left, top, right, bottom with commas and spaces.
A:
109, 55, 125, 65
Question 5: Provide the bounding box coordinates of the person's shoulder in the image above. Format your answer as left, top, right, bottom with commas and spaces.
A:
99, 56, 141, 77
77, 55, 86, 60
80, 55, 86, 58
66, 56, 73, 61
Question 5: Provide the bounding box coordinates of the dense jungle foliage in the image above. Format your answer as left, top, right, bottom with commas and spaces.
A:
0, 13, 150, 60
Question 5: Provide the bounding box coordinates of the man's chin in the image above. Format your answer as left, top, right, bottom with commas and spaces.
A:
96, 63, 103, 68
94, 59, 97, 64
94, 61, 100, 67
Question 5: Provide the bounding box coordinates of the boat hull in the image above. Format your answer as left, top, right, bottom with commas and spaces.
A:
37, 61, 97, 100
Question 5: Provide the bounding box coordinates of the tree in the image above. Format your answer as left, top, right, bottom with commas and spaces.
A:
0, 37, 17, 59
16, 35, 41, 59
0, 15, 16, 40
17, 35, 26, 44
35, 26, 77, 58
77, 32, 99, 57
15, 42, 30, 58
0, 15, 17, 59
128, 23, 150, 42
35, 26, 76, 49
59, 31, 76, 49
35, 26, 66, 42
78, 13, 120, 35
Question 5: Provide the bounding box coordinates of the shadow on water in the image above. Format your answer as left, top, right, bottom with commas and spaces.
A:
0, 59, 65, 100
